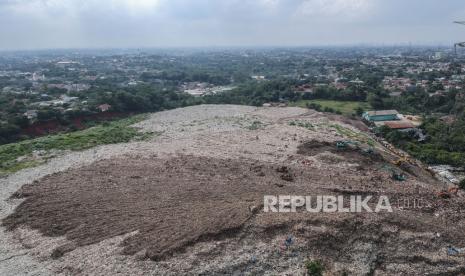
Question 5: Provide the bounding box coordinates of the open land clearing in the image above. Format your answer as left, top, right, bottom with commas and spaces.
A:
290, 100, 371, 116
0, 105, 464, 275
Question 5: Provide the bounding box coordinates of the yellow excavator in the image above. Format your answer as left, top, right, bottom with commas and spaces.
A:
392, 156, 414, 166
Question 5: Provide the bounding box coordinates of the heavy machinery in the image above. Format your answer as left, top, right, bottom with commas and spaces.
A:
335, 140, 360, 150
392, 156, 414, 166
336, 140, 376, 157
361, 147, 375, 155
437, 187, 459, 199
381, 165, 407, 181
391, 171, 407, 181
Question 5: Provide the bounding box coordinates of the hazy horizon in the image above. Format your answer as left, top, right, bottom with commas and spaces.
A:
1, 0, 465, 50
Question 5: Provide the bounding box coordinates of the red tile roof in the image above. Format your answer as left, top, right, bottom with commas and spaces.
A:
384, 121, 415, 129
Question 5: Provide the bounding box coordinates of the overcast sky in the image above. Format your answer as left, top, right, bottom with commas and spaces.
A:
1, 0, 465, 50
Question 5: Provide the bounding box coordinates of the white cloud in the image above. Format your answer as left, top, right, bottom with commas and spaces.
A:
3, 0, 163, 17
258, 0, 280, 8
110, 0, 162, 15
296, 0, 373, 18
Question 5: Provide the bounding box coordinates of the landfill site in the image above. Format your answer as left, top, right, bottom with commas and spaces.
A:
0, 105, 464, 275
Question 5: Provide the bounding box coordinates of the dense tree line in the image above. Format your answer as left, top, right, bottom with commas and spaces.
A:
0, 85, 202, 144
380, 116, 465, 167
204, 79, 299, 106
368, 88, 464, 115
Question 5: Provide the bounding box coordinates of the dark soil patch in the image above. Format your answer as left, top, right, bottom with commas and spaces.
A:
297, 140, 384, 167
297, 140, 336, 156
3, 155, 318, 261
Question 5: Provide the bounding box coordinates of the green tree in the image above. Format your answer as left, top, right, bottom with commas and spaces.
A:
367, 93, 385, 109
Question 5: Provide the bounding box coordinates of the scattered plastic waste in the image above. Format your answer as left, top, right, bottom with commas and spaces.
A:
278, 235, 295, 252
447, 246, 464, 256
250, 255, 257, 263
285, 235, 294, 248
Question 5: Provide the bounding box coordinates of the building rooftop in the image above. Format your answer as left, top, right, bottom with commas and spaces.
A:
384, 121, 415, 129
365, 110, 399, 116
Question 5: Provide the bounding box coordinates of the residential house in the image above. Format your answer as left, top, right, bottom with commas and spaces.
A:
98, 104, 112, 112
24, 110, 38, 120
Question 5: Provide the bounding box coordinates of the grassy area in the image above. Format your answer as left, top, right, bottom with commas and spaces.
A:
305, 260, 324, 276
329, 124, 375, 146
291, 99, 371, 116
247, 120, 264, 130
289, 120, 315, 130
0, 114, 153, 176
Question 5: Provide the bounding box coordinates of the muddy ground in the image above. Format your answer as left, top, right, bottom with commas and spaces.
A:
1, 105, 464, 275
